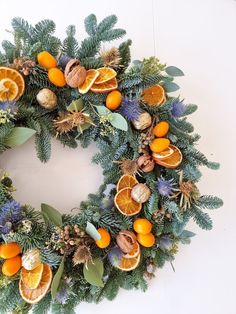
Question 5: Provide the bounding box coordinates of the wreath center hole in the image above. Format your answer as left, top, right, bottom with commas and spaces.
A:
1, 137, 103, 213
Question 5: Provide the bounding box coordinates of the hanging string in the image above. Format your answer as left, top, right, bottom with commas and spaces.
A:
152, 0, 157, 57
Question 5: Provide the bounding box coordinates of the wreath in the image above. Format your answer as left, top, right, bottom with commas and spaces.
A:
0, 14, 223, 313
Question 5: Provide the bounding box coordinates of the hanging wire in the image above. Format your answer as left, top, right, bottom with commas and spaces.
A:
152, 0, 157, 56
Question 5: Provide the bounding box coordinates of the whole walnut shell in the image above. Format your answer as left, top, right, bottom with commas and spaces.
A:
64, 59, 87, 88
22, 248, 41, 270
116, 230, 136, 253
132, 112, 152, 130
36, 88, 57, 109
131, 183, 151, 203
137, 155, 155, 173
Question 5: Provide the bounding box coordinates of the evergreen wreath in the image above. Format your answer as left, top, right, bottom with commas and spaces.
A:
0, 14, 223, 313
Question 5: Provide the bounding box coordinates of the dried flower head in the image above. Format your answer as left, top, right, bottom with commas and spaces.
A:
53, 112, 73, 135
73, 245, 92, 265
100, 47, 121, 68
115, 159, 139, 175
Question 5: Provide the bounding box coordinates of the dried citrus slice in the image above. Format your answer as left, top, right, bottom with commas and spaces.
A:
152, 146, 174, 160
94, 67, 117, 84
21, 263, 44, 289
19, 263, 52, 304
142, 84, 165, 106
152, 144, 182, 168
90, 77, 118, 93
0, 78, 19, 101
117, 175, 139, 192
78, 69, 100, 94
117, 253, 140, 271
125, 242, 140, 258
114, 187, 142, 216
0, 67, 25, 100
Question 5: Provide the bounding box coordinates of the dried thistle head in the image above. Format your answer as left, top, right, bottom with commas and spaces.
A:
73, 245, 92, 265
100, 47, 121, 68
53, 112, 73, 135
115, 159, 139, 176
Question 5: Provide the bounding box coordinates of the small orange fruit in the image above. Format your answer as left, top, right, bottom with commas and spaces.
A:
106, 90, 122, 110
94, 67, 117, 85
149, 138, 170, 153
116, 175, 139, 192
114, 187, 142, 216
21, 263, 44, 289
19, 263, 52, 304
133, 218, 152, 235
137, 233, 155, 247
153, 121, 169, 137
96, 228, 111, 248
125, 242, 140, 258
78, 69, 100, 94
37, 51, 57, 69
0, 242, 21, 259
48, 68, 66, 87
116, 253, 140, 271
152, 144, 183, 168
2, 255, 22, 277
142, 84, 165, 106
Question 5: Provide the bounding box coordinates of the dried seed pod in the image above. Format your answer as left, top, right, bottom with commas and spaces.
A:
64, 59, 87, 88
137, 155, 155, 173
132, 112, 152, 130
36, 88, 57, 109
116, 230, 136, 253
131, 183, 151, 203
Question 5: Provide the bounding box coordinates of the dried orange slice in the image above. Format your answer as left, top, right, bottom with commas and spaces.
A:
125, 242, 140, 258
114, 187, 142, 216
0, 78, 19, 101
152, 144, 182, 168
94, 67, 117, 85
117, 175, 138, 192
21, 263, 44, 289
90, 77, 118, 93
142, 84, 165, 106
78, 69, 100, 94
0, 67, 25, 100
117, 253, 140, 271
19, 264, 52, 304
152, 146, 174, 160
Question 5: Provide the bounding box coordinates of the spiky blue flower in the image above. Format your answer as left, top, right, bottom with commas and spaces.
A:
158, 235, 173, 251
156, 177, 175, 197
56, 286, 69, 305
119, 99, 142, 121
0, 200, 23, 234
0, 101, 17, 111
171, 100, 186, 118
108, 247, 123, 267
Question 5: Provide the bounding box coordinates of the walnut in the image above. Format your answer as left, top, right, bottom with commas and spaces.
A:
132, 112, 152, 130
131, 183, 151, 203
36, 88, 57, 109
116, 230, 136, 253
64, 59, 87, 88
137, 155, 155, 172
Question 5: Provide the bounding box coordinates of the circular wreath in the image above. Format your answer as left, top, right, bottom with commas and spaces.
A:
0, 14, 223, 313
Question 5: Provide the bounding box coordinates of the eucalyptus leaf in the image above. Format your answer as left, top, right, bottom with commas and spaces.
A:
163, 82, 180, 93
110, 113, 128, 131
67, 99, 84, 112
86, 222, 101, 241
51, 258, 65, 299
180, 230, 196, 238
77, 122, 92, 134
165, 66, 184, 77
83, 258, 104, 287
41, 203, 62, 226
5, 127, 36, 148
95, 105, 110, 115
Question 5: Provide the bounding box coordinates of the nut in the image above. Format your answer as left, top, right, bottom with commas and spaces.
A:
131, 183, 151, 203
137, 155, 155, 172
36, 88, 57, 109
132, 112, 152, 130
64, 59, 87, 88
116, 230, 136, 253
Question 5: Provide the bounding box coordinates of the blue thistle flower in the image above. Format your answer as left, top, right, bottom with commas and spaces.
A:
56, 286, 69, 305
0, 101, 17, 112
119, 99, 142, 121
0, 200, 23, 234
156, 176, 175, 197
158, 235, 173, 251
171, 100, 186, 118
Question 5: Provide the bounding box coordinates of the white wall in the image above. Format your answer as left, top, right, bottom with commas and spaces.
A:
1, 1, 236, 313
